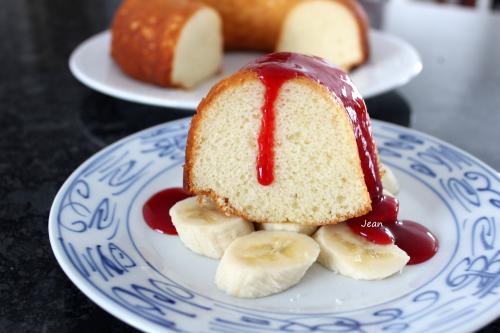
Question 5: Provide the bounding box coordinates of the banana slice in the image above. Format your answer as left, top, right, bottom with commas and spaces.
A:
383, 189, 395, 197
215, 231, 320, 298
257, 222, 318, 235
381, 164, 400, 195
170, 196, 254, 259
313, 224, 409, 280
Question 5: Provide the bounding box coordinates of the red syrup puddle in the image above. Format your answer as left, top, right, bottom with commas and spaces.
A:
346, 195, 399, 245
389, 220, 439, 265
345, 197, 439, 265
246, 52, 438, 264
142, 187, 192, 235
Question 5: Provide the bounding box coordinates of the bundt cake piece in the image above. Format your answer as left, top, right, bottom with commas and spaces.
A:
111, 0, 223, 88
184, 52, 382, 225
199, 0, 369, 70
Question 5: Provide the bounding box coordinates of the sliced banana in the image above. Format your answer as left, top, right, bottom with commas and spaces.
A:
257, 222, 318, 235
170, 196, 254, 259
383, 189, 395, 197
381, 163, 400, 195
215, 231, 320, 298
313, 224, 409, 280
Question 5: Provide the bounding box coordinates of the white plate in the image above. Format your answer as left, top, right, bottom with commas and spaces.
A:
49, 118, 500, 333
69, 30, 422, 109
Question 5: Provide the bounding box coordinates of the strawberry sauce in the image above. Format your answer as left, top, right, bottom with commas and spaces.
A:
254, 68, 297, 185
246, 52, 382, 196
345, 195, 400, 245
389, 220, 439, 265
143, 187, 192, 235
246, 52, 438, 264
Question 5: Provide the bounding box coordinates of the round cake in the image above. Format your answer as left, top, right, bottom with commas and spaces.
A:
184, 52, 382, 225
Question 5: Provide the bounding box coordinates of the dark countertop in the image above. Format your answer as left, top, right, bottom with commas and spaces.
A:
0, 0, 498, 332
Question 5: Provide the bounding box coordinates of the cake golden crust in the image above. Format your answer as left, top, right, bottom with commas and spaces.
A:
183, 71, 255, 195
184, 70, 372, 225
111, 0, 204, 88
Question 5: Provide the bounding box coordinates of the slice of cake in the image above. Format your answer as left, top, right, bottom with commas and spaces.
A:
111, 0, 223, 89
198, 0, 369, 71
276, 0, 369, 70
184, 52, 382, 225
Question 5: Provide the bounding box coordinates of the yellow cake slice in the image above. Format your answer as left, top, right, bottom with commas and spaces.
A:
184, 53, 381, 225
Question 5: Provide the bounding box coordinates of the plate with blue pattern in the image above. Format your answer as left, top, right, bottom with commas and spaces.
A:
49, 117, 500, 333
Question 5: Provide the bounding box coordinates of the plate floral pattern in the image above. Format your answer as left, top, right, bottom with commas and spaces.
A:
49, 118, 499, 333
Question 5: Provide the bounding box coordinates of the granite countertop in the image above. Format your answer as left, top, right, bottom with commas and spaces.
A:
0, 0, 498, 332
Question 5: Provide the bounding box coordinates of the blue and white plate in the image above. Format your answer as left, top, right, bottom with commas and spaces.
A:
49, 118, 500, 333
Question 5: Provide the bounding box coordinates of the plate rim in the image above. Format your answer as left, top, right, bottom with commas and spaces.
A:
68, 30, 422, 110
48, 118, 499, 333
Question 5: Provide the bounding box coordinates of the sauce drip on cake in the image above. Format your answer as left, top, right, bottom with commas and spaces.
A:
254, 68, 296, 185
247, 52, 381, 195
247, 52, 437, 264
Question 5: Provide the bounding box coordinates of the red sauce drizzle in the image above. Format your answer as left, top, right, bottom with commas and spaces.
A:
345, 195, 399, 245
143, 187, 192, 235
246, 52, 438, 264
255, 69, 297, 185
247, 53, 382, 195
